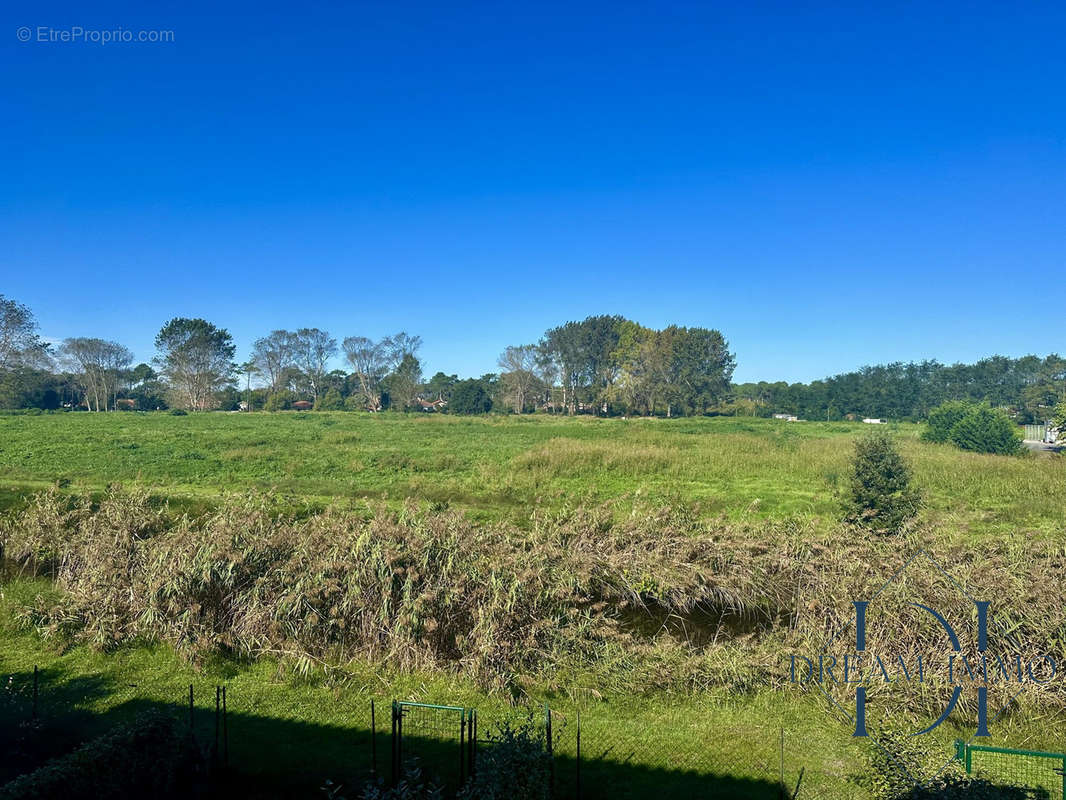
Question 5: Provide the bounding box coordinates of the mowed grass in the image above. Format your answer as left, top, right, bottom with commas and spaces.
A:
0, 412, 1062, 537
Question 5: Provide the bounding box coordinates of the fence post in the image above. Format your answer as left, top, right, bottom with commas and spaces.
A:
470, 709, 477, 776
779, 727, 785, 800
32, 665, 38, 720
222, 685, 228, 767
545, 703, 554, 798
213, 686, 220, 765
576, 710, 581, 800
188, 684, 194, 731
391, 700, 398, 786
371, 699, 377, 778
460, 709, 467, 786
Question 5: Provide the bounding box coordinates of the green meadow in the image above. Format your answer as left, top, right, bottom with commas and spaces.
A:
0, 412, 1062, 535
1, 412, 1064, 798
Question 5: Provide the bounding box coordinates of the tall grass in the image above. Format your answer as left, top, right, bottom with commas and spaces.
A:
3, 488, 1063, 717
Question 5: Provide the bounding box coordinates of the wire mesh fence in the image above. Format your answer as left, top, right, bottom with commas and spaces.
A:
4, 667, 1066, 799
958, 741, 1066, 800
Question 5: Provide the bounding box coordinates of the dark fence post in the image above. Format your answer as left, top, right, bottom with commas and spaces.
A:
779, 727, 785, 800
32, 665, 38, 720
576, 710, 581, 800
213, 686, 220, 765
545, 703, 554, 798
371, 699, 377, 778
460, 710, 467, 786
469, 709, 477, 776
223, 686, 229, 767
391, 700, 398, 786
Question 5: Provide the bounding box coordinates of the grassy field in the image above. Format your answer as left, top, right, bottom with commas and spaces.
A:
1, 412, 1064, 798
0, 412, 1062, 536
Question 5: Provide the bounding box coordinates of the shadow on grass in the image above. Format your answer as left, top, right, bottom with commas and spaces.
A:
0, 668, 786, 799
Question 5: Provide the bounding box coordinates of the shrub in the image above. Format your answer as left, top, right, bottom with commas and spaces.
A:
949, 405, 1022, 455
315, 388, 345, 411
845, 432, 921, 534
449, 380, 492, 414
858, 731, 1033, 799
458, 716, 550, 800
922, 401, 973, 443
263, 389, 294, 412
0, 710, 205, 800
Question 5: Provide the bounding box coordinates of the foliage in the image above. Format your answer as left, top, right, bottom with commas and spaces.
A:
315, 387, 345, 411
264, 388, 295, 411
458, 716, 550, 800
154, 318, 236, 411
356, 762, 443, 800
0, 710, 205, 800
858, 731, 1037, 800
844, 432, 921, 533
735, 354, 1066, 423
948, 405, 1023, 455
448, 379, 493, 414
921, 400, 973, 444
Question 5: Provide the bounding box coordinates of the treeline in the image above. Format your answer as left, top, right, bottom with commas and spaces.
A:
733, 356, 1066, 424
4, 292, 1061, 422
0, 297, 736, 416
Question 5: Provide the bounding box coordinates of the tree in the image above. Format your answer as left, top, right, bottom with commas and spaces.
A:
949, 405, 1022, 455
57, 337, 134, 411
238, 359, 260, 405
845, 432, 921, 534
922, 401, 973, 443
153, 318, 236, 411
0, 295, 48, 373
342, 336, 390, 411
497, 344, 538, 413
384, 353, 422, 410
292, 328, 337, 403
251, 330, 296, 392
449, 378, 493, 414
314, 387, 344, 411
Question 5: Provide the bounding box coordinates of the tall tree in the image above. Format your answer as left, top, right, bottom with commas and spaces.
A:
342, 336, 390, 411
292, 328, 337, 402
497, 344, 538, 413
154, 318, 236, 411
58, 337, 134, 411
385, 353, 423, 410
0, 295, 48, 373
251, 330, 297, 391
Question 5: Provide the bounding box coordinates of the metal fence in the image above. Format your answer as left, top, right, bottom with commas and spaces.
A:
6, 667, 1066, 799
957, 740, 1066, 800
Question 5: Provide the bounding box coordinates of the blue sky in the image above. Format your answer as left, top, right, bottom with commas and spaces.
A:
3, 1, 1063, 383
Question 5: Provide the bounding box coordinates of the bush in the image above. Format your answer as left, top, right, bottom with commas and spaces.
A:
922, 401, 973, 443
315, 388, 345, 411
949, 405, 1022, 455
263, 389, 294, 412
458, 716, 550, 800
845, 432, 921, 534
449, 380, 492, 414
0, 710, 205, 800
858, 731, 1033, 799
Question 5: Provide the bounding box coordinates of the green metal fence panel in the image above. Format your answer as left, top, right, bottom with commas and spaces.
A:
957, 740, 1066, 799
392, 700, 472, 792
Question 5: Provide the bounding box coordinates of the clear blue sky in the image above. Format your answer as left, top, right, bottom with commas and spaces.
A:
3, 1, 1063, 383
